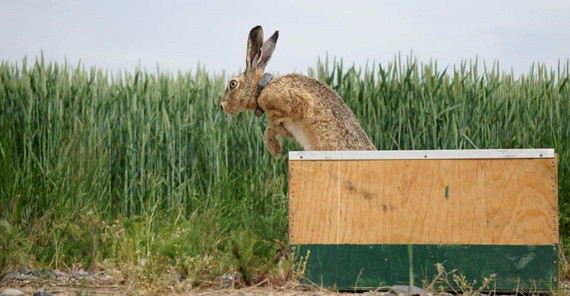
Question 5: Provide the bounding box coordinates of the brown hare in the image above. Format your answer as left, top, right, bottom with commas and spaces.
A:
220, 25, 375, 157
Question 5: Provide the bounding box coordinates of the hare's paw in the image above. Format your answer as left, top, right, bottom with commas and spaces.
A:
265, 126, 282, 158
266, 135, 282, 158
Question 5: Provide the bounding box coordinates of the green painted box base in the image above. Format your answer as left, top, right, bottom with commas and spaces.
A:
291, 244, 558, 292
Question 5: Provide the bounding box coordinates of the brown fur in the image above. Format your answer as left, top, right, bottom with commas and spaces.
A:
220, 26, 375, 157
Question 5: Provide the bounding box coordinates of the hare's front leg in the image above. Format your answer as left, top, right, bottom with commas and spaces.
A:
266, 122, 294, 157
265, 124, 283, 157
275, 122, 293, 139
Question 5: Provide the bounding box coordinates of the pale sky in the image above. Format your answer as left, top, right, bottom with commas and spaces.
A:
1, 0, 569, 76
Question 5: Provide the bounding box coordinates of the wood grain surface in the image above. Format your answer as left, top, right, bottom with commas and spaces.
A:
288, 157, 558, 245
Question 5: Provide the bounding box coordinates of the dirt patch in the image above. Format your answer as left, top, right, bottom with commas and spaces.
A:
0, 280, 389, 296
2, 273, 568, 295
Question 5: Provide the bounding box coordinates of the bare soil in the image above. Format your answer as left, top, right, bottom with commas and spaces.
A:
2, 274, 568, 295
0, 279, 390, 296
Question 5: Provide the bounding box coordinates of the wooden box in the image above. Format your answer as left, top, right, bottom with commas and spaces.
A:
288, 149, 558, 291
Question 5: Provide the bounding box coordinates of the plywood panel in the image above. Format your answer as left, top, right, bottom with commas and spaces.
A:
288, 157, 558, 245
289, 160, 339, 244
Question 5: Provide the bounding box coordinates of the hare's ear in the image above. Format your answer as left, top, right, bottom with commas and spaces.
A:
256, 30, 279, 71
246, 26, 264, 69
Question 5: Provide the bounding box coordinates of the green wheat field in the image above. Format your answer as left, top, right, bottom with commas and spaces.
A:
1, 55, 569, 287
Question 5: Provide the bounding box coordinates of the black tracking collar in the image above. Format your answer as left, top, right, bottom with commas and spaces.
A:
255, 73, 273, 117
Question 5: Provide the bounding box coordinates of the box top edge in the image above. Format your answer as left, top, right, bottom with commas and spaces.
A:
288, 149, 555, 160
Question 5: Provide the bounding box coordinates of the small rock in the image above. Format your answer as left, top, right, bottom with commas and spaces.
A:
4, 273, 16, 280
18, 268, 31, 275
75, 268, 88, 277
33, 292, 53, 296
49, 270, 65, 278
1, 288, 26, 296
221, 273, 238, 283
34, 269, 52, 279
97, 273, 111, 280
389, 285, 432, 296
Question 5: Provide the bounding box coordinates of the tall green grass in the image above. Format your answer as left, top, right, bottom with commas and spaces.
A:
0, 56, 290, 282
0, 55, 569, 283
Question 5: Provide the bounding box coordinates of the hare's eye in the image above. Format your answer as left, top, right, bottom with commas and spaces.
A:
229, 80, 238, 89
